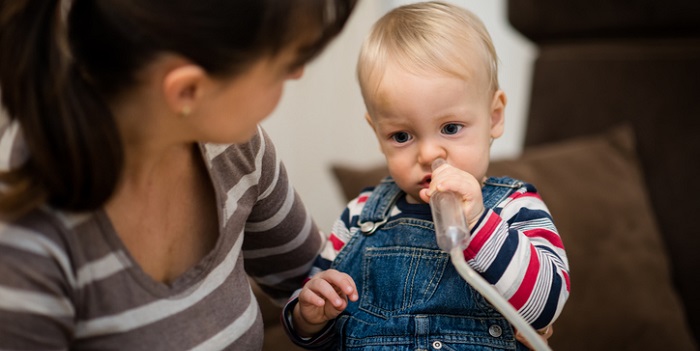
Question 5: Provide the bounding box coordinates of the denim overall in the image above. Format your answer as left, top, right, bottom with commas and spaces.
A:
330, 176, 528, 351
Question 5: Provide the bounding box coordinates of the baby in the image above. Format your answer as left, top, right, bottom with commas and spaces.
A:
283, 2, 570, 350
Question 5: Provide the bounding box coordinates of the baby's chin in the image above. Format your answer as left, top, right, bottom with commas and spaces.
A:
404, 192, 427, 204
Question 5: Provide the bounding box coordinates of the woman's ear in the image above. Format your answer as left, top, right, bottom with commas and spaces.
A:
162, 63, 207, 117
489, 90, 507, 139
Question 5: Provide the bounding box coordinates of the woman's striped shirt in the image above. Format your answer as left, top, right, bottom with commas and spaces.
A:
0, 123, 322, 350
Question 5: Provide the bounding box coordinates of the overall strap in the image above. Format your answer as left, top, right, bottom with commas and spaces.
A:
356, 177, 403, 235
482, 176, 524, 210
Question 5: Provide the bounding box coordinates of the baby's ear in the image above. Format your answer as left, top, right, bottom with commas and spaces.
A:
490, 90, 507, 139
364, 113, 375, 129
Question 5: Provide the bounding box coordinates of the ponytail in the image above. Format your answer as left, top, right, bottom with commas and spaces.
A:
0, 0, 123, 217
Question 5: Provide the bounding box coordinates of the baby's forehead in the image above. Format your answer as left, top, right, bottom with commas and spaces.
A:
368, 57, 491, 97
363, 43, 491, 87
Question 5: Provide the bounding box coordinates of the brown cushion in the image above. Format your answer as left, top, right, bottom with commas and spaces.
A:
331, 125, 697, 350
521, 40, 700, 340
331, 163, 389, 203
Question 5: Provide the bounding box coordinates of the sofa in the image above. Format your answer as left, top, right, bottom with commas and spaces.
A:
254, 1, 700, 350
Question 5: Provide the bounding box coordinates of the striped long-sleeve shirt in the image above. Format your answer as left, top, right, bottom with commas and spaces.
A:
0, 123, 323, 350
292, 180, 569, 344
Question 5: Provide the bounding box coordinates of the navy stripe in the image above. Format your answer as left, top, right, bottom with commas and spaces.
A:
506, 208, 552, 226
314, 256, 332, 270
340, 208, 351, 225
482, 229, 519, 283
531, 262, 562, 329
536, 245, 559, 257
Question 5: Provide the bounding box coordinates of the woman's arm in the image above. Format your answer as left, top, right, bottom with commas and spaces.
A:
0, 220, 75, 349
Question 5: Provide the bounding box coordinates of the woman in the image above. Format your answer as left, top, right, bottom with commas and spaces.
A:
0, 0, 357, 349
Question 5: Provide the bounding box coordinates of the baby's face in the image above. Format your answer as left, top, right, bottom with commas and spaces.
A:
365, 64, 504, 204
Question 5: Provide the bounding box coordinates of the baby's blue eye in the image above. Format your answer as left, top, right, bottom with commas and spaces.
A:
441, 123, 463, 135
391, 132, 411, 143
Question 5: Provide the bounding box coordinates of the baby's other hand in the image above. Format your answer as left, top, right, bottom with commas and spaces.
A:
293, 269, 358, 336
420, 162, 485, 230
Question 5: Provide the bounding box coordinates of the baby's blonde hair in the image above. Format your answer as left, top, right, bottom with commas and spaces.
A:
357, 1, 499, 107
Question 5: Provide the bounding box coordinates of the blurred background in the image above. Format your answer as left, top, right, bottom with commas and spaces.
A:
0, 0, 534, 232
263, 0, 535, 231
0, 0, 531, 233
2, 1, 699, 349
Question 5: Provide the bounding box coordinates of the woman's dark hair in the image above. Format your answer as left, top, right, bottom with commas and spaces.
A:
0, 0, 357, 217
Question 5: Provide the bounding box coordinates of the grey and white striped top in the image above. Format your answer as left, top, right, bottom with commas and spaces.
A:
0, 123, 322, 350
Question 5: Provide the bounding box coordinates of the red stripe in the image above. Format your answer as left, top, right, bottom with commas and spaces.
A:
509, 245, 540, 310
357, 195, 369, 204
524, 228, 564, 249
329, 233, 345, 251
463, 210, 500, 260
562, 270, 571, 292
511, 191, 542, 201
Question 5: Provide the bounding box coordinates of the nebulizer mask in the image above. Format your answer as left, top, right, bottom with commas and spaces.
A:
429, 158, 552, 351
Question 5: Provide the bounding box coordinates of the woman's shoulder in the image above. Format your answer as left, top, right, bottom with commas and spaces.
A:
0, 208, 92, 293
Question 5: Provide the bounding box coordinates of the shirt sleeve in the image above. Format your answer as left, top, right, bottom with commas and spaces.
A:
0, 221, 75, 350
464, 183, 570, 330
240, 128, 327, 305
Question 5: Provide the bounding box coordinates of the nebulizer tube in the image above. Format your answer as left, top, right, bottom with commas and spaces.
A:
429, 158, 552, 351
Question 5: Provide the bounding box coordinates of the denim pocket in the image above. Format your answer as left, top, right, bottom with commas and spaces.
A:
359, 246, 449, 317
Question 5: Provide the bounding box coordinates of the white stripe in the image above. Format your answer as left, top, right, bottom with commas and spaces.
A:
257, 149, 279, 201
75, 231, 245, 338
254, 256, 315, 286
0, 285, 74, 317
189, 288, 259, 351
499, 196, 549, 221
76, 251, 131, 289
0, 121, 20, 171
54, 211, 93, 229
0, 223, 77, 288
510, 218, 556, 233
470, 219, 508, 272
243, 214, 313, 259
245, 184, 294, 233
519, 251, 551, 322
203, 143, 231, 161
223, 130, 266, 223
494, 237, 530, 299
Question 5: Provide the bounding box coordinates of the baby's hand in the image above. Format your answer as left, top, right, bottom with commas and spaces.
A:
293, 269, 358, 336
420, 162, 485, 230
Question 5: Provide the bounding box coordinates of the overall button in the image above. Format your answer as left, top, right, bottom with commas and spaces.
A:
432, 340, 443, 349
359, 221, 375, 233
488, 324, 503, 337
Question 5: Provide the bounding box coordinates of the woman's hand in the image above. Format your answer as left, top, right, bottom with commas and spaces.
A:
516, 325, 554, 350
292, 269, 358, 337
